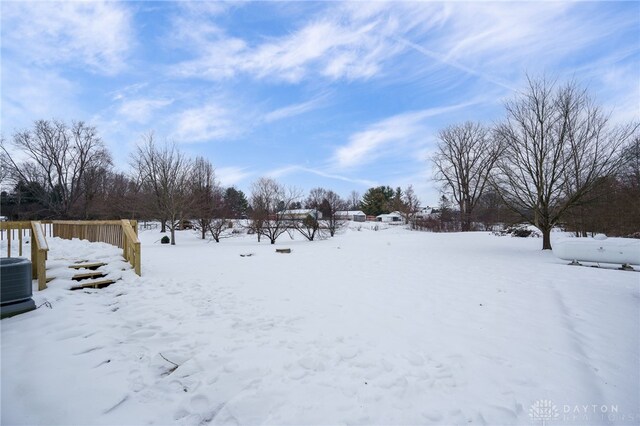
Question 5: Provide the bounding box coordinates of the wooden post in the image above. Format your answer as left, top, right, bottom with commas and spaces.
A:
37, 249, 47, 291
31, 228, 38, 279
7, 228, 11, 257
18, 229, 23, 256
134, 241, 141, 276
30, 221, 49, 291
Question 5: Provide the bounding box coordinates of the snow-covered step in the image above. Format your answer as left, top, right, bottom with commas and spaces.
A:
68, 262, 107, 270
71, 271, 107, 281
69, 278, 117, 290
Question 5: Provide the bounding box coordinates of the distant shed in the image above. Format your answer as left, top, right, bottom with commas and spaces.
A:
376, 212, 403, 223
335, 210, 366, 222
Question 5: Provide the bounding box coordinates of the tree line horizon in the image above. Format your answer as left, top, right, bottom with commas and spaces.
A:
1, 76, 638, 250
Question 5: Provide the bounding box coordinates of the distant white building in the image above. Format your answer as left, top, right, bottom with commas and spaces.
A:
278, 209, 322, 220
376, 212, 403, 223
415, 206, 437, 219
335, 210, 366, 222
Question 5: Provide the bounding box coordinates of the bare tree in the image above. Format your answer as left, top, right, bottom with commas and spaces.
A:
249, 177, 298, 244
294, 214, 322, 241
492, 77, 638, 249
399, 185, 420, 225
432, 121, 502, 231
132, 133, 194, 245
95, 172, 142, 219
304, 187, 347, 237
0, 136, 10, 187
2, 120, 112, 218
190, 157, 221, 240
618, 134, 640, 190
324, 190, 347, 237
347, 190, 361, 210
207, 216, 232, 243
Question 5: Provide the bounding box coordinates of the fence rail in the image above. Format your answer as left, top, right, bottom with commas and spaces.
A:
1, 219, 141, 290
0, 221, 49, 290
31, 221, 49, 291
121, 220, 141, 275
0, 221, 31, 257
50, 220, 140, 274
52, 220, 126, 248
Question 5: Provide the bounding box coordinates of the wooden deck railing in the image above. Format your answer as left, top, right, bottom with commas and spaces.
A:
0, 221, 31, 258
31, 221, 49, 291
51, 220, 141, 275
0, 221, 49, 290
1, 219, 141, 290
121, 220, 141, 276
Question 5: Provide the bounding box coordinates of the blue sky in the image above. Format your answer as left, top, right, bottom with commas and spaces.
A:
1, 1, 638, 205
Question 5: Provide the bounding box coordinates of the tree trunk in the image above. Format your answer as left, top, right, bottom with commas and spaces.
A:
170, 227, 176, 245
542, 227, 552, 250
161, 220, 166, 233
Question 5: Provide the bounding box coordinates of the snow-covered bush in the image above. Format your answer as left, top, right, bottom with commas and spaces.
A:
493, 225, 541, 238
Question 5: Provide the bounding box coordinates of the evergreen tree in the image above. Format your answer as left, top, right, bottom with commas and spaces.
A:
224, 187, 249, 218
361, 186, 394, 216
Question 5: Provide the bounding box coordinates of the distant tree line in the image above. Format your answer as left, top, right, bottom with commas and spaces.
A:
2, 77, 636, 250
1, 128, 359, 245
1, 127, 252, 245
430, 76, 639, 249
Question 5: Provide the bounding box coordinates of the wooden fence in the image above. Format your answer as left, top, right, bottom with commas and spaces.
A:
49, 220, 140, 275
0, 221, 49, 290
1, 219, 141, 290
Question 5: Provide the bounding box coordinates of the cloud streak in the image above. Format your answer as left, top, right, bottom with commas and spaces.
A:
263, 95, 328, 123
266, 165, 377, 187
118, 98, 173, 124
171, 103, 243, 143
333, 101, 478, 169
1, 1, 133, 74
170, 2, 442, 83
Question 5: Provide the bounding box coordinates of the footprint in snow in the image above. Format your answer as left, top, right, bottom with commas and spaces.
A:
422, 410, 444, 422
338, 347, 358, 360
298, 357, 325, 371
405, 352, 425, 366
74, 346, 103, 355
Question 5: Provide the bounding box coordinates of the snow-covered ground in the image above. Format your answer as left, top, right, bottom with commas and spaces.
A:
1, 226, 639, 425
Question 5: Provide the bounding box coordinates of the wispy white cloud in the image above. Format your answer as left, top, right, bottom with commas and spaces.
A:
171, 103, 243, 143
263, 95, 328, 123
437, 3, 603, 67
117, 98, 173, 124
109, 83, 149, 101
333, 102, 478, 169
266, 165, 376, 187
171, 1, 637, 99
1, 62, 78, 133
1, 1, 133, 74
216, 166, 253, 187
405, 2, 638, 91
167, 91, 328, 143
597, 64, 640, 125
392, 36, 516, 91
170, 2, 444, 83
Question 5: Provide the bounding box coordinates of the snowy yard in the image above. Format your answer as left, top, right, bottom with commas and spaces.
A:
1, 226, 639, 425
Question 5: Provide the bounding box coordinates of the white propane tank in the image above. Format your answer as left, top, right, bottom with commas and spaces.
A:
553, 236, 640, 266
